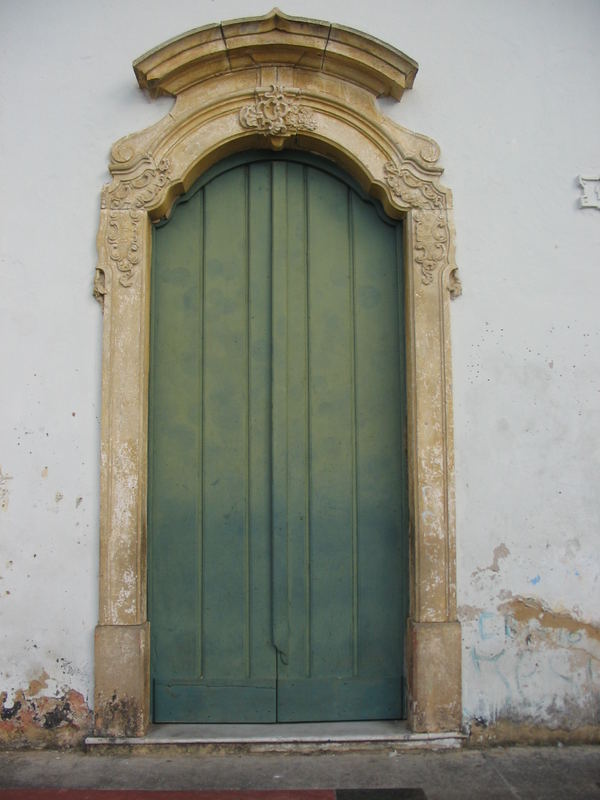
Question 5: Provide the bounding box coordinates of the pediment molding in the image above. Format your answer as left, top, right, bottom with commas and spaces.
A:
133, 8, 418, 101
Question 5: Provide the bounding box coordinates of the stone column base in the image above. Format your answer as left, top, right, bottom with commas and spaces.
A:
94, 622, 150, 736
406, 619, 461, 732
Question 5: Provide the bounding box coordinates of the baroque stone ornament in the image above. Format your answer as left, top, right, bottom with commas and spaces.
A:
383, 161, 445, 210
413, 208, 450, 286
100, 156, 170, 290
384, 161, 456, 288
93, 9, 462, 741
102, 155, 171, 211
240, 85, 317, 146
578, 175, 600, 210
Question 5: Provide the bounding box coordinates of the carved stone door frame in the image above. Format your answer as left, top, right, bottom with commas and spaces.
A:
93, 9, 462, 736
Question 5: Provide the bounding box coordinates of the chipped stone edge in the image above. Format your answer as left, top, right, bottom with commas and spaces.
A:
85, 730, 466, 755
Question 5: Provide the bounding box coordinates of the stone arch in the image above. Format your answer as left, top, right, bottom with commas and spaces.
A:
93, 8, 462, 737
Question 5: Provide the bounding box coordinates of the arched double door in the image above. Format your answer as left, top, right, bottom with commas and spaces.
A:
148, 152, 408, 723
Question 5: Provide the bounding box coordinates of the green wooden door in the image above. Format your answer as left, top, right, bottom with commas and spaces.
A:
148, 152, 407, 723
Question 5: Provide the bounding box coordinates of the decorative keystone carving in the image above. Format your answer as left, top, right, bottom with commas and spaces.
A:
384, 161, 445, 210
100, 156, 171, 292
578, 175, 600, 210
240, 85, 317, 146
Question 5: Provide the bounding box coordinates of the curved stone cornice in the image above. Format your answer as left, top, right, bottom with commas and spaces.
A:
133, 8, 418, 101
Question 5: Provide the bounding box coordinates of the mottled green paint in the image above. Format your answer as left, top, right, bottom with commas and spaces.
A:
148, 152, 408, 723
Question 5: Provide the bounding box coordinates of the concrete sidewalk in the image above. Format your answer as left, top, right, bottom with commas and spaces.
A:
0, 746, 599, 800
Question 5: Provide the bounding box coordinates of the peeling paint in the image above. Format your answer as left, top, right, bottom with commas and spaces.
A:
472, 543, 510, 577
499, 596, 600, 643
27, 670, 50, 697
0, 684, 92, 748
464, 595, 600, 731
458, 604, 484, 621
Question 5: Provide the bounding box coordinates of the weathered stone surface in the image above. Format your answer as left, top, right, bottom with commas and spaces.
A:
133, 8, 418, 100
95, 11, 461, 736
94, 623, 149, 737
406, 621, 462, 733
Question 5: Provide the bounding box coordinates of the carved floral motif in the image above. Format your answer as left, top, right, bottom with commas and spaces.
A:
106, 210, 141, 289
99, 156, 170, 293
412, 208, 450, 286
240, 85, 317, 138
384, 161, 458, 290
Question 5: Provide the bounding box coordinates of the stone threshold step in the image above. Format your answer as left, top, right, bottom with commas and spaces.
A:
86, 722, 466, 752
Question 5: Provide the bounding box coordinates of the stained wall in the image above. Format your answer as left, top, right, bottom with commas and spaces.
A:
0, 0, 598, 745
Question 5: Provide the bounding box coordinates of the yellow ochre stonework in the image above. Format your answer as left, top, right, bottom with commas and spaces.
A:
94, 9, 461, 736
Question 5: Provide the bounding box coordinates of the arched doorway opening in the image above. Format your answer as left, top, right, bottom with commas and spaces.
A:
93, 9, 461, 737
148, 151, 408, 723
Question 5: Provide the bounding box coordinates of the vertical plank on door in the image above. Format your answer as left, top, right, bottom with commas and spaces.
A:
149, 192, 203, 685
352, 194, 406, 696
150, 162, 276, 722
271, 162, 289, 664
282, 163, 311, 681
202, 166, 250, 680
307, 168, 354, 682
247, 162, 275, 685
277, 165, 405, 721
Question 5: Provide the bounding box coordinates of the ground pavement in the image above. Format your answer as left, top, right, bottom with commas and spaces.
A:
0, 745, 599, 799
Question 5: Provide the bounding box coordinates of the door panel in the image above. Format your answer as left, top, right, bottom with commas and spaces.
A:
149, 153, 407, 723
150, 162, 276, 722
275, 165, 405, 721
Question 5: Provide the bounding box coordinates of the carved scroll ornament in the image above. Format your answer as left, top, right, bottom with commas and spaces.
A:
102, 155, 171, 212
383, 161, 445, 210
413, 208, 451, 287
240, 85, 317, 145
98, 156, 171, 296
384, 161, 456, 289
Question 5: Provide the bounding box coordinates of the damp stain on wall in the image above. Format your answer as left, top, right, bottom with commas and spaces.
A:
464, 594, 600, 737
0, 672, 92, 748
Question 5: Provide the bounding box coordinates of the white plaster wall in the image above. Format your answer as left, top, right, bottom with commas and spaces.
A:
1, 0, 598, 729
